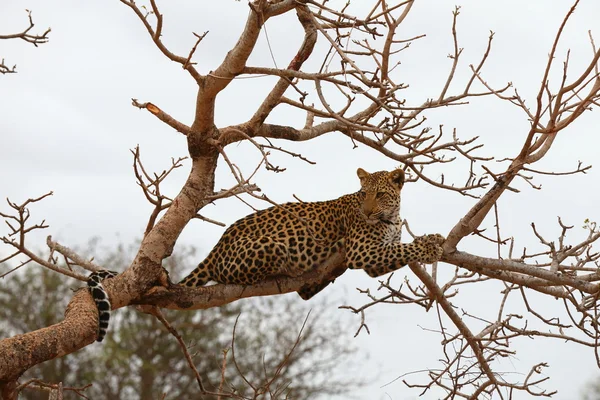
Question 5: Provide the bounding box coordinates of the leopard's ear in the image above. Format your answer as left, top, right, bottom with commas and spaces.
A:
389, 169, 405, 189
357, 168, 370, 182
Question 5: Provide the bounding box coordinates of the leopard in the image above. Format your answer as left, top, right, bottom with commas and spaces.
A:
87, 168, 445, 342
179, 167, 445, 300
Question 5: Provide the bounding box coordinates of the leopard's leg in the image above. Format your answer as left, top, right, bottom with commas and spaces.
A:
179, 260, 212, 287
297, 264, 347, 300
348, 233, 445, 278
296, 240, 346, 300
298, 281, 332, 300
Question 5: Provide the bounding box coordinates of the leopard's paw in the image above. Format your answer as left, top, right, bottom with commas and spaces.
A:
413, 233, 445, 264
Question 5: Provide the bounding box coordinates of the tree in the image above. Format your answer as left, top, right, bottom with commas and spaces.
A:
1, 0, 600, 399
0, 241, 360, 399
583, 378, 600, 400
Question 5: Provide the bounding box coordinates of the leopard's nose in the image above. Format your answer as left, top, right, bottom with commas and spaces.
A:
362, 197, 375, 217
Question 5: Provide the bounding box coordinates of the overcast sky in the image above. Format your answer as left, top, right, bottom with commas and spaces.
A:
2, 0, 600, 399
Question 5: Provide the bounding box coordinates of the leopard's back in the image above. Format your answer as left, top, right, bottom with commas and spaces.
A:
180, 197, 355, 287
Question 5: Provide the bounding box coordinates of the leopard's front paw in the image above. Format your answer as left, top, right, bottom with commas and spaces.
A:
413, 233, 445, 264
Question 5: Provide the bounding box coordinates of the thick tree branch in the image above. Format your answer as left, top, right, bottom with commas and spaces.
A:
0, 290, 97, 382
444, 251, 600, 294
139, 252, 346, 310
193, 1, 297, 132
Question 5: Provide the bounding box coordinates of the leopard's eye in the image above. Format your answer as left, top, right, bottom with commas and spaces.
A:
376, 191, 387, 199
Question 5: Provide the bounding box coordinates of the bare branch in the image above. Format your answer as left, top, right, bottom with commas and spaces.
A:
0, 10, 50, 74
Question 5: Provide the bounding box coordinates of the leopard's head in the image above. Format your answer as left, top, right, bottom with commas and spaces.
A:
357, 168, 404, 225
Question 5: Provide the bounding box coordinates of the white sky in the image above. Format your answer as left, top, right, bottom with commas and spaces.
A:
2, 0, 600, 399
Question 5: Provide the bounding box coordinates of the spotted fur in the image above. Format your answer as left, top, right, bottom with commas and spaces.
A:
180, 168, 445, 299
87, 270, 117, 342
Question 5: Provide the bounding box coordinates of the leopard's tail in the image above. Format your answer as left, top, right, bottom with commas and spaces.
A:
179, 260, 212, 287
87, 270, 117, 342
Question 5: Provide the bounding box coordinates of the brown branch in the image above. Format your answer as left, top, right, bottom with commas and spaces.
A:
130, 147, 187, 235
444, 0, 599, 251
246, 4, 318, 131
521, 0, 581, 157
46, 236, 103, 273
445, 251, 599, 294
0, 59, 16, 75
138, 251, 346, 310
118, 0, 202, 82
183, 31, 209, 70
15, 379, 91, 399
131, 99, 192, 135
407, 261, 499, 392
219, 120, 343, 146
0, 10, 50, 45
2, 236, 86, 282
438, 6, 463, 100
217, 348, 229, 398
149, 307, 207, 393
194, 1, 297, 131
0, 289, 97, 382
